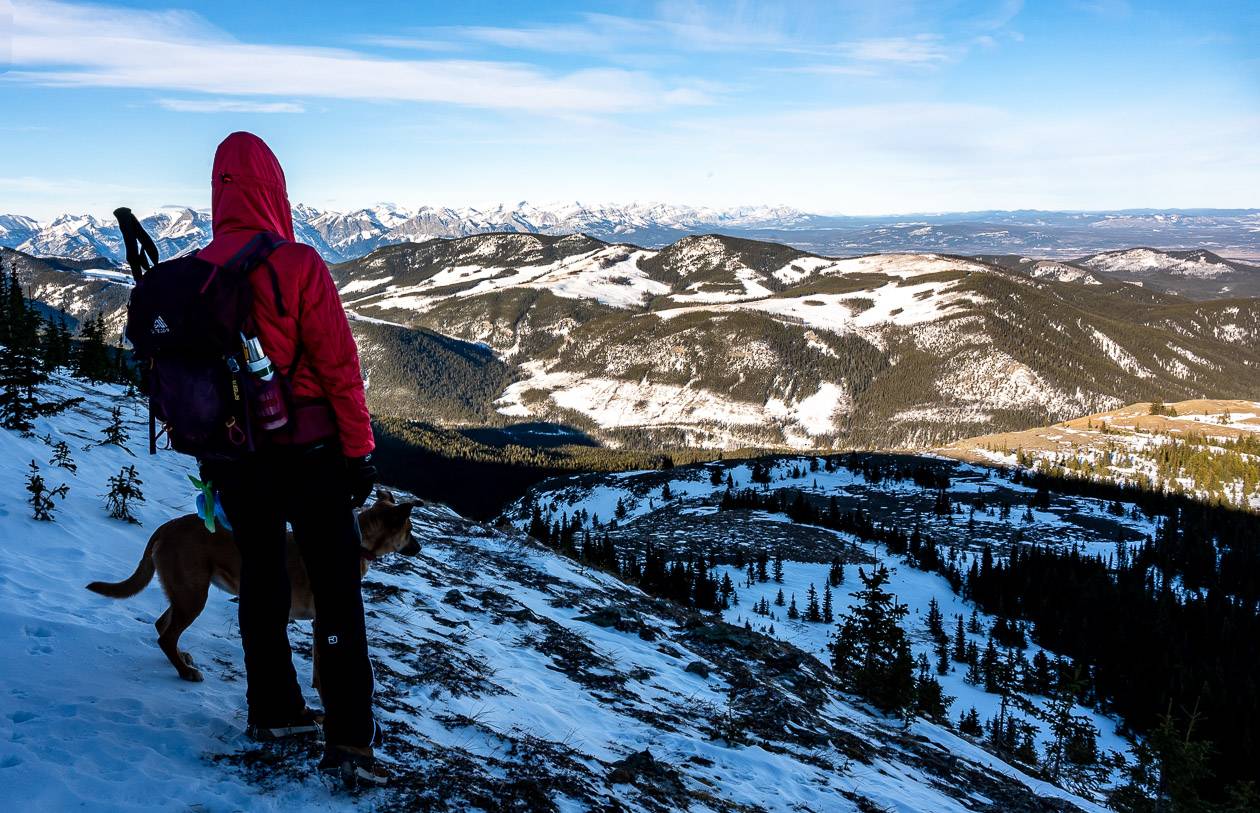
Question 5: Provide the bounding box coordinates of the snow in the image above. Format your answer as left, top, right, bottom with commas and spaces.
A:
513, 457, 1137, 809
337, 275, 392, 295
653, 278, 980, 342
2, 376, 1114, 812
1081, 249, 1233, 278
766, 382, 848, 439
0, 377, 328, 811
1088, 329, 1153, 379
717, 553, 1127, 773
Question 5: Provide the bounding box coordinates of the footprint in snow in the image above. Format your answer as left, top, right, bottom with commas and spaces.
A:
24, 625, 53, 655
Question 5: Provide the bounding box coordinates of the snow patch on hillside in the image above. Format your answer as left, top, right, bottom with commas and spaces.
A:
937, 351, 1064, 411
1089, 329, 1153, 379
1082, 249, 1233, 278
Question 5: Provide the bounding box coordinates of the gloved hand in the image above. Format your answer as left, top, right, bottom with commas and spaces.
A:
344, 454, 377, 508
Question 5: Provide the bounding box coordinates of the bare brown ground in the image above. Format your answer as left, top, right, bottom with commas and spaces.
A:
937, 398, 1260, 464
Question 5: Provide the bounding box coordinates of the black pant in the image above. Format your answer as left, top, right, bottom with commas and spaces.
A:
211, 443, 375, 748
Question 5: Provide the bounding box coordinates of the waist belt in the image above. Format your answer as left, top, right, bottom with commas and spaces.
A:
269, 399, 338, 448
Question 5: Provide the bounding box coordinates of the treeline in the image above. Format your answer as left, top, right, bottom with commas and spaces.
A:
1024, 428, 1260, 509
373, 416, 773, 519
525, 502, 734, 612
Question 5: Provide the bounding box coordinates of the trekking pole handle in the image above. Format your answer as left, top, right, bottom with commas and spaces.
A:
113, 207, 160, 283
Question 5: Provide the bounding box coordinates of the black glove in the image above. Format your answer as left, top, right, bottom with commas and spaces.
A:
344, 454, 377, 508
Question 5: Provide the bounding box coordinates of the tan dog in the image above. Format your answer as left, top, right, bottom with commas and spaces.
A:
87, 488, 421, 684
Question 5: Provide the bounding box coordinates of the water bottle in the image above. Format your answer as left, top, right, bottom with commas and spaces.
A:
241, 333, 289, 431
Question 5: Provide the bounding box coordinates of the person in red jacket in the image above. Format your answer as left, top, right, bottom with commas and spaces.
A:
199, 132, 383, 784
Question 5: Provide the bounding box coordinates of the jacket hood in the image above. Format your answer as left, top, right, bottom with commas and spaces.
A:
210, 132, 296, 241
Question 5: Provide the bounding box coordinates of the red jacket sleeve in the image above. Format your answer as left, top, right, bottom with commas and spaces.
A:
298, 251, 375, 457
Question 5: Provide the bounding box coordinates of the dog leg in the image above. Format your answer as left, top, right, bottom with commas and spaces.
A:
154, 608, 171, 636
158, 591, 209, 682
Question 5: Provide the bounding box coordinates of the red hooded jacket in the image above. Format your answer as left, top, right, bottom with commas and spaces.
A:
198, 132, 374, 458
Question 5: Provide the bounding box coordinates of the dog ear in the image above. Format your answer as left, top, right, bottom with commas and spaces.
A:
375, 487, 395, 504
402, 500, 422, 513
390, 500, 416, 524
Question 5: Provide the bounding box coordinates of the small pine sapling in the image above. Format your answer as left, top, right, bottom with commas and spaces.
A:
26, 460, 69, 521
49, 440, 77, 473
96, 405, 132, 452
104, 464, 145, 523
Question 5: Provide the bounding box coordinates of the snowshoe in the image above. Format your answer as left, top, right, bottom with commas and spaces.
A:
318, 744, 389, 789
246, 707, 324, 741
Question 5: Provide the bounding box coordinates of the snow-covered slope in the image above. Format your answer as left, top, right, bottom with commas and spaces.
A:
1, 375, 1107, 811
333, 233, 1260, 449
503, 456, 1161, 807
1075, 249, 1260, 299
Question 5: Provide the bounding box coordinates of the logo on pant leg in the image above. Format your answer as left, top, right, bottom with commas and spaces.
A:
327, 635, 339, 645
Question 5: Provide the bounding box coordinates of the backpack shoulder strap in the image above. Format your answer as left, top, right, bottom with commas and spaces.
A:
222, 231, 288, 276
221, 231, 291, 315
222, 231, 308, 380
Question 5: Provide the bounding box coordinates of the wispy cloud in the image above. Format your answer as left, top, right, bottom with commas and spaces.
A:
835, 35, 956, 66
421, 10, 966, 76
9, 1, 708, 113
156, 98, 304, 114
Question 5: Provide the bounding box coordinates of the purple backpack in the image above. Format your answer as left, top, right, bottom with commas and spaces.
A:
117, 208, 288, 461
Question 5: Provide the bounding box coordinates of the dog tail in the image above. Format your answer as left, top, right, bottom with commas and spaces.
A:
86, 534, 158, 598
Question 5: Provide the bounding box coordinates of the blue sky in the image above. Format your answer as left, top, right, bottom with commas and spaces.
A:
2, 0, 1257, 218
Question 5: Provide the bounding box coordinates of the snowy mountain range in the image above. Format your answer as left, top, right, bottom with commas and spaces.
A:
5, 230, 1259, 451
0, 203, 810, 265
4, 204, 1259, 265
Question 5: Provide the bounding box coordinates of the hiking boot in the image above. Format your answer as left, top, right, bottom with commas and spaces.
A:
246, 707, 324, 741
318, 743, 389, 789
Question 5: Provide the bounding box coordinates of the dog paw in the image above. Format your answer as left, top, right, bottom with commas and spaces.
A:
180, 668, 204, 683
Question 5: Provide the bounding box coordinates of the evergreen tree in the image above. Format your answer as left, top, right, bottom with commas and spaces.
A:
828, 557, 845, 586
772, 554, 784, 583
914, 652, 952, 723
97, 405, 131, 450
829, 564, 916, 714
661, 481, 672, 501
958, 706, 983, 736
1110, 704, 1215, 813
709, 465, 723, 486
1044, 667, 1090, 783
935, 637, 950, 675
26, 460, 68, 521
822, 582, 834, 624
804, 583, 821, 622
718, 572, 736, 609
925, 597, 946, 643
965, 642, 983, 685
0, 265, 49, 432
787, 594, 800, 620
73, 312, 112, 382
952, 614, 967, 662
49, 440, 76, 473
40, 309, 73, 371
774, 588, 785, 607
104, 464, 144, 523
